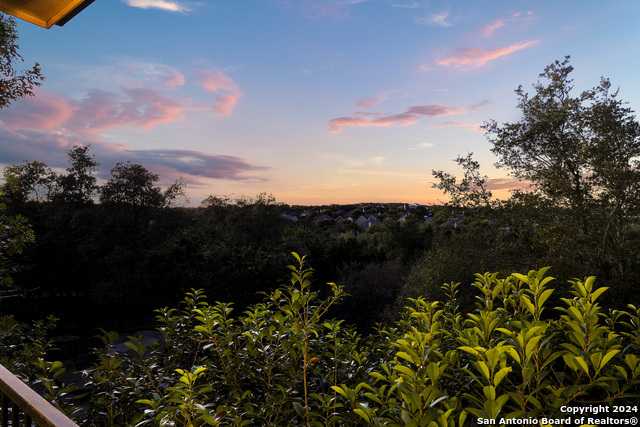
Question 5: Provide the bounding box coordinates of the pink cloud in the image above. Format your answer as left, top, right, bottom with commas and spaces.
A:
193, 68, 242, 115
67, 88, 186, 132
437, 40, 538, 69
370, 113, 417, 127
355, 95, 387, 108
2, 69, 240, 137
407, 105, 465, 117
193, 69, 237, 92
329, 102, 480, 132
212, 95, 239, 116
480, 19, 504, 36
123, 63, 186, 91
429, 121, 483, 132
476, 11, 534, 38
161, 68, 186, 88
1, 90, 76, 131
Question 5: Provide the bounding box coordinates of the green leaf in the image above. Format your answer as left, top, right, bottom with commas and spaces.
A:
574, 356, 589, 375
494, 367, 512, 387
354, 407, 373, 423
475, 360, 491, 381
598, 349, 620, 371
393, 365, 416, 377
538, 289, 554, 307
293, 401, 306, 419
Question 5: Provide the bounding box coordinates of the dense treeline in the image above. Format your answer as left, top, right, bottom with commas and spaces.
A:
2, 145, 640, 335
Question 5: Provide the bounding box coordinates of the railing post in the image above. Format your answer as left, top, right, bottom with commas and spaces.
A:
10, 402, 18, 426
1, 391, 8, 427
0, 363, 79, 426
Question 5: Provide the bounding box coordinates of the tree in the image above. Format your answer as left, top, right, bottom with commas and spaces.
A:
1, 160, 58, 204
484, 56, 640, 280
0, 14, 44, 110
56, 145, 100, 204
100, 162, 164, 208
484, 57, 640, 213
100, 161, 187, 229
483, 57, 591, 211
431, 152, 492, 209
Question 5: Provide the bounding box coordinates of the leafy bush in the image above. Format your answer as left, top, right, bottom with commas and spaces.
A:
41, 254, 640, 426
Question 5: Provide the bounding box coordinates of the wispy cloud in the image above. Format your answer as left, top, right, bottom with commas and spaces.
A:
124, 0, 191, 13
0, 87, 188, 134
0, 89, 77, 131
69, 88, 186, 132
283, 0, 369, 19
416, 10, 452, 27
193, 69, 237, 92
408, 142, 434, 150
124, 62, 186, 89
354, 90, 399, 108
192, 68, 242, 116
437, 40, 538, 70
478, 11, 535, 37
124, 149, 269, 180
429, 121, 483, 132
329, 101, 486, 132
480, 19, 505, 37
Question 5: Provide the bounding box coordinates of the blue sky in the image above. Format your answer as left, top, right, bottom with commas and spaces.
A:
2, 0, 640, 205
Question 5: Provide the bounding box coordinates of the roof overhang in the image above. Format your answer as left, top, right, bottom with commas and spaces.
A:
0, 0, 95, 29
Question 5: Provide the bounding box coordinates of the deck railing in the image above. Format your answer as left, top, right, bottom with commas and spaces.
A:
0, 363, 78, 427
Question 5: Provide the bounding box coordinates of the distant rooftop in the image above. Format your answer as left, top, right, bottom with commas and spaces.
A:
0, 0, 94, 29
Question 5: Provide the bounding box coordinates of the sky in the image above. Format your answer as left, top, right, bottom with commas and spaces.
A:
2, 0, 640, 206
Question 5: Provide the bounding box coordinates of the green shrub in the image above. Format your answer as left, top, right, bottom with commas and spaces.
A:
43, 254, 640, 426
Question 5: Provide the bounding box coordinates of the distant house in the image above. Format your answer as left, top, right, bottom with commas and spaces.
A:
315, 214, 335, 222
356, 214, 382, 231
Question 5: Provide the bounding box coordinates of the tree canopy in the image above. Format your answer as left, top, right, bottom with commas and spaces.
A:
483, 56, 640, 215
0, 13, 44, 109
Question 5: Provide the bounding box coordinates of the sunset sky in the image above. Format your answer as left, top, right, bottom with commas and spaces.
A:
2, 1, 640, 205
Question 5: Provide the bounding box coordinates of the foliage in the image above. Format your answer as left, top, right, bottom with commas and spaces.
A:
0, 313, 57, 377
100, 161, 166, 209
432, 152, 493, 210
484, 57, 640, 261
79, 254, 363, 426
0, 189, 35, 285
56, 145, 100, 205
30, 255, 640, 426
100, 161, 188, 231
1, 160, 58, 204
0, 13, 44, 110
